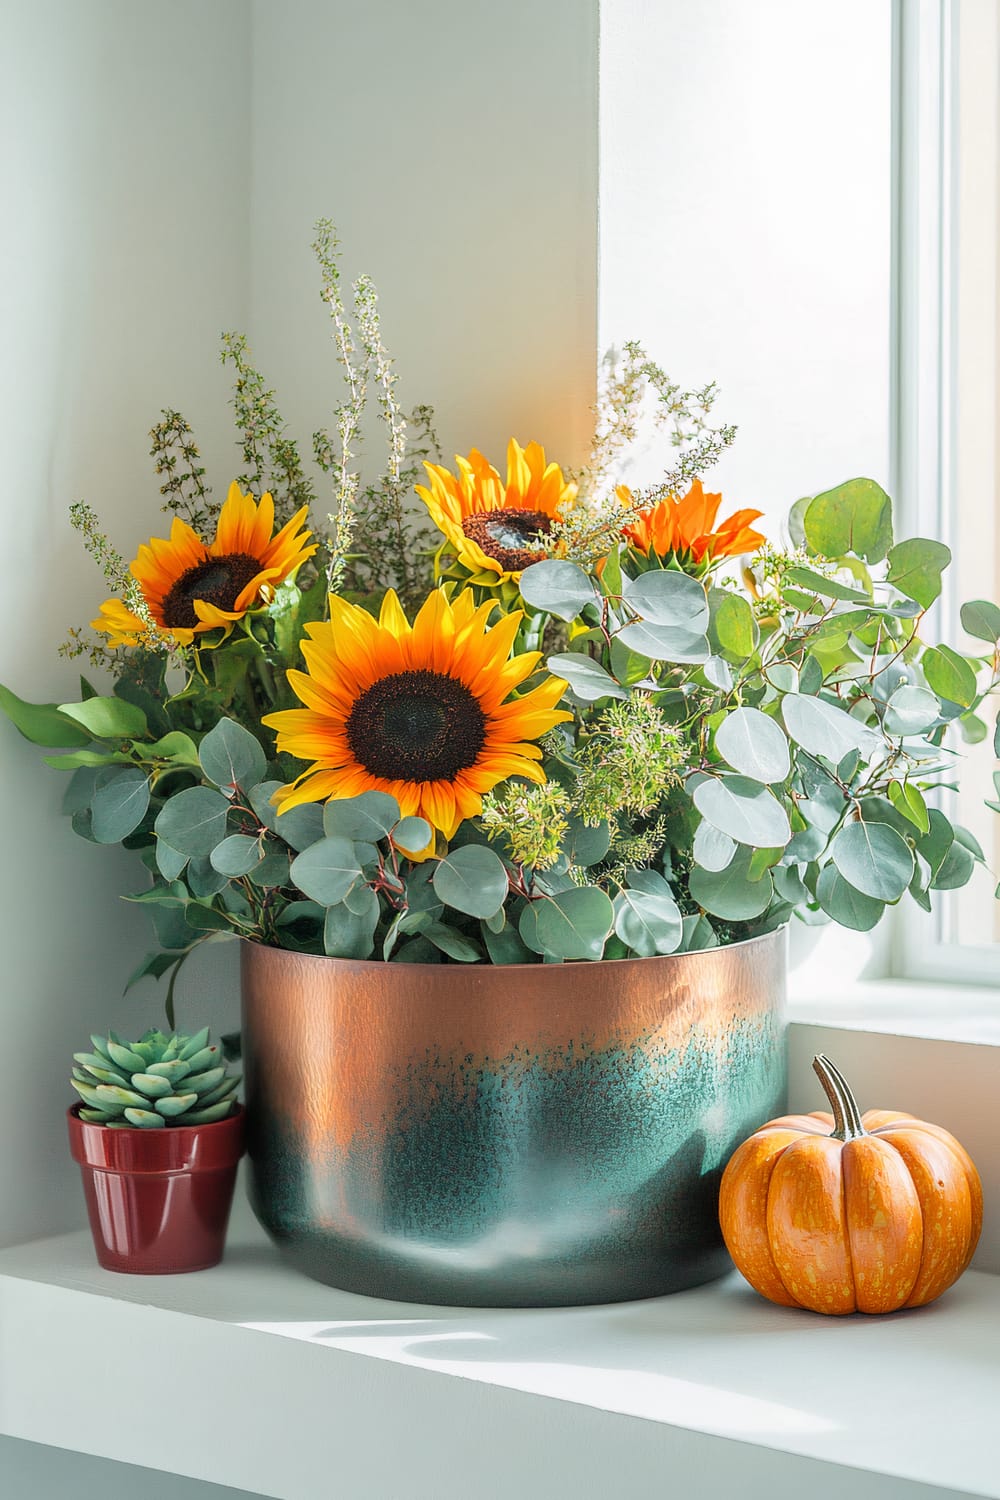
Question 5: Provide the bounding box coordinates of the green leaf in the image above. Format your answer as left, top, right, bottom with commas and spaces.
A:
693, 775, 791, 848
90, 768, 150, 844
187, 854, 229, 898
562, 815, 611, 868
692, 820, 736, 872
154, 841, 188, 881
960, 599, 1000, 643
679, 913, 719, 951
816, 865, 885, 931
613, 888, 683, 957
432, 844, 509, 919
621, 570, 709, 632
931, 838, 975, 891
782, 693, 881, 762
482, 920, 534, 965
785, 566, 872, 604
616, 620, 709, 664
710, 591, 758, 660
421, 922, 484, 962
198, 718, 267, 792
884, 684, 940, 736
546, 653, 627, 702
146, 731, 201, 766
533, 887, 614, 960
689, 847, 773, 920
519, 560, 599, 620
210, 834, 264, 878
715, 707, 790, 784
58, 695, 147, 740
0, 684, 90, 748
290, 837, 361, 905
922, 645, 978, 708
154, 786, 231, 857
886, 538, 951, 608
248, 782, 325, 850
831, 820, 914, 902
323, 894, 378, 959
392, 816, 433, 854
323, 790, 400, 841
804, 478, 894, 563
888, 781, 930, 837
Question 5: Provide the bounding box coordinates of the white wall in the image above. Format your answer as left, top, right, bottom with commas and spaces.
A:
0, 0, 251, 1247
248, 0, 600, 476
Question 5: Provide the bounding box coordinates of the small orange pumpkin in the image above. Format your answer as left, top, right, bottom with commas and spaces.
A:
719, 1054, 983, 1315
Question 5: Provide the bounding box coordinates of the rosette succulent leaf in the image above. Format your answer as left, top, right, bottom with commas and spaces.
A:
71, 1027, 240, 1128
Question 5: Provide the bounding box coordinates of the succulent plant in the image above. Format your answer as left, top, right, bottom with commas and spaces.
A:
71, 1027, 240, 1128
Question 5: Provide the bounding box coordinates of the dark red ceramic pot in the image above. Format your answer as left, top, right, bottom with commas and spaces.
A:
67, 1104, 245, 1274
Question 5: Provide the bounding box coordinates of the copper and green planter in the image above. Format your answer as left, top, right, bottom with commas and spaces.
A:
240, 928, 786, 1306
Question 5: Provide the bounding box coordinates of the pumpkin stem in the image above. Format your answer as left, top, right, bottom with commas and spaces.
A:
812, 1054, 866, 1140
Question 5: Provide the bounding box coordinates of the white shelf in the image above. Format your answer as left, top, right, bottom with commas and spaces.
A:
1, 1200, 997, 1500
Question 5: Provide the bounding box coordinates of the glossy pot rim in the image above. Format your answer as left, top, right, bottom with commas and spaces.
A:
240, 924, 786, 976
67, 1102, 245, 1174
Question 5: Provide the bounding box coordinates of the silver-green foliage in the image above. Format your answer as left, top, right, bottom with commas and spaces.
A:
72, 1027, 239, 1128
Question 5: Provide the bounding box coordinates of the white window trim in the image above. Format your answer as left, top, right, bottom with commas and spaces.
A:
889, 0, 1000, 987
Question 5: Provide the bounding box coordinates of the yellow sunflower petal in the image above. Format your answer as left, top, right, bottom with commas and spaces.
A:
264, 588, 569, 839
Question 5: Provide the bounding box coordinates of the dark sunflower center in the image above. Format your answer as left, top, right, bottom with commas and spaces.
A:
160, 552, 261, 628
461, 507, 552, 571
345, 670, 487, 782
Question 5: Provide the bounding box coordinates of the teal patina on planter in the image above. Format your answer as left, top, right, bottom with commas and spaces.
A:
240, 929, 787, 1306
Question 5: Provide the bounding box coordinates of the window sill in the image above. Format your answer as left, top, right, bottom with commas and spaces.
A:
788, 978, 1000, 1048
0, 1207, 996, 1500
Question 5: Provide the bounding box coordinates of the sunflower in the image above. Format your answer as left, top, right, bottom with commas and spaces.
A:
92, 482, 316, 646
262, 588, 571, 840
621, 479, 765, 568
415, 439, 577, 584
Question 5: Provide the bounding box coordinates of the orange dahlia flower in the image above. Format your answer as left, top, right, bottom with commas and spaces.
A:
622, 479, 764, 567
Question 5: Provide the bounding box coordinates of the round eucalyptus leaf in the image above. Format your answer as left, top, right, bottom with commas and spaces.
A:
392, 816, 433, 854
803, 478, 893, 564
715, 707, 790, 784
546, 653, 628, 702
815, 864, 885, 930
90, 768, 150, 844
483, 921, 535, 965
884, 684, 940, 736
613, 888, 683, 957
155, 840, 188, 882
781, 692, 881, 763
187, 854, 229, 899
886, 538, 951, 608
563, 814, 611, 868
432, 844, 509, 918
323, 790, 401, 841
688, 849, 773, 920
421, 921, 485, 962
198, 717, 267, 793
323, 896, 378, 960
616, 620, 709, 664
921, 646, 978, 708
621, 570, 709, 631
710, 590, 758, 661
290, 836, 362, 905
703, 655, 734, 690
831, 820, 914, 902
960, 598, 1000, 643
930, 838, 975, 891
270, 800, 325, 851
154, 786, 230, 858
519, 560, 599, 621
533, 887, 614, 960
210, 834, 264, 878
692, 820, 737, 872
693, 775, 791, 848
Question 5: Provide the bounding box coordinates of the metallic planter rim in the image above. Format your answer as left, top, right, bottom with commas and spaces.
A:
240, 923, 786, 972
